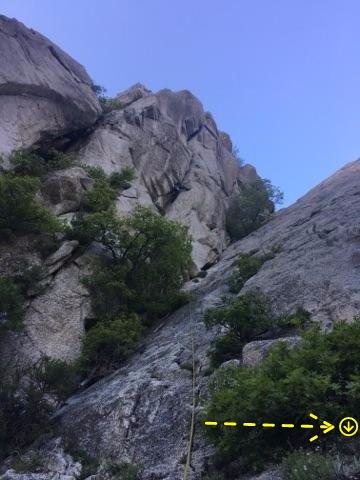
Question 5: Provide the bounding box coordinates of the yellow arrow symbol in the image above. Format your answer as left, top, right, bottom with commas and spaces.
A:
343, 421, 354, 432
320, 420, 335, 434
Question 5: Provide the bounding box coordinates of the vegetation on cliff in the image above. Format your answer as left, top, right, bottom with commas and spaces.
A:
226, 178, 283, 241
205, 319, 360, 473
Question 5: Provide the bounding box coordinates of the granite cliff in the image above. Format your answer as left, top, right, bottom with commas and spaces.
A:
0, 14, 359, 480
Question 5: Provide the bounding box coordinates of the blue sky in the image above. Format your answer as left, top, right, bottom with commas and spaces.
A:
2, 0, 359, 206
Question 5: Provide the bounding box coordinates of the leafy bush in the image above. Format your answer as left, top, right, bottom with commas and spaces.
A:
204, 293, 309, 367
227, 251, 275, 294
10, 149, 73, 177
109, 168, 135, 190
80, 207, 192, 318
108, 462, 141, 480
0, 173, 62, 237
11, 454, 44, 473
81, 166, 135, 213
81, 314, 143, 376
204, 319, 360, 471
0, 375, 53, 460
226, 178, 283, 241
64, 444, 99, 480
281, 451, 336, 480
31, 357, 79, 401
0, 277, 24, 330
91, 84, 126, 113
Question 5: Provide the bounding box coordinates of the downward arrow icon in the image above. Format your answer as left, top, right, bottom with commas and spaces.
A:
343, 421, 354, 432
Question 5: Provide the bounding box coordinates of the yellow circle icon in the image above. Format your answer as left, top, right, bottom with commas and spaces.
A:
339, 417, 358, 437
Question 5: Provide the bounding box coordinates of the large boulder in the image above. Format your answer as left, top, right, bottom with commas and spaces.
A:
76, 87, 258, 269
0, 15, 101, 155
41, 167, 94, 215
242, 337, 301, 366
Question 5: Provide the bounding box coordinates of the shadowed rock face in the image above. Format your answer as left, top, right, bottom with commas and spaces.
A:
76, 84, 258, 269
0, 15, 101, 155
53, 160, 360, 479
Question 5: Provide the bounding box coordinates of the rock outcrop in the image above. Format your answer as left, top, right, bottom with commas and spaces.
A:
0, 15, 101, 155
75, 84, 258, 269
52, 159, 360, 478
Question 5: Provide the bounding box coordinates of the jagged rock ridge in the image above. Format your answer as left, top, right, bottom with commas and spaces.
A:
75, 83, 258, 269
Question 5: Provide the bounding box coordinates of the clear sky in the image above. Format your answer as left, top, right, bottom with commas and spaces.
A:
2, 0, 359, 206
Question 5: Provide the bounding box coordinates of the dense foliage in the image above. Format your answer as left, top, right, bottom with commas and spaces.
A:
204, 292, 309, 366
81, 166, 135, 213
77, 206, 192, 318
0, 357, 76, 460
226, 178, 283, 241
81, 315, 143, 376
227, 250, 276, 294
0, 173, 62, 237
205, 319, 360, 472
10, 149, 73, 177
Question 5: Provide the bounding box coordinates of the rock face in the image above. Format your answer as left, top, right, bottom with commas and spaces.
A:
54, 160, 360, 478
76, 84, 258, 269
0, 15, 101, 155
242, 337, 301, 366
2, 15, 360, 480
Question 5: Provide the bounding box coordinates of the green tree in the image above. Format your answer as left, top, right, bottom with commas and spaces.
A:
79, 207, 192, 318
81, 314, 143, 376
226, 178, 283, 241
0, 173, 62, 237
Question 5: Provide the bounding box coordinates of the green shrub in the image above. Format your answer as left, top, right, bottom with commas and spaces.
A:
10, 149, 73, 177
281, 451, 335, 480
109, 167, 135, 190
226, 178, 283, 241
81, 166, 135, 213
11, 455, 44, 473
108, 462, 141, 480
0, 173, 62, 236
0, 277, 24, 330
204, 319, 360, 471
31, 357, 79, 401
81, 314, 143, 376
228, 251, 275, 293
0, 375, 53, 460
64, 444, 99, 480
204, 293, 309, 366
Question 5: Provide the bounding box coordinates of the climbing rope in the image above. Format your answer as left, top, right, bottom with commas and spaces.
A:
183, 301, 196, 480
